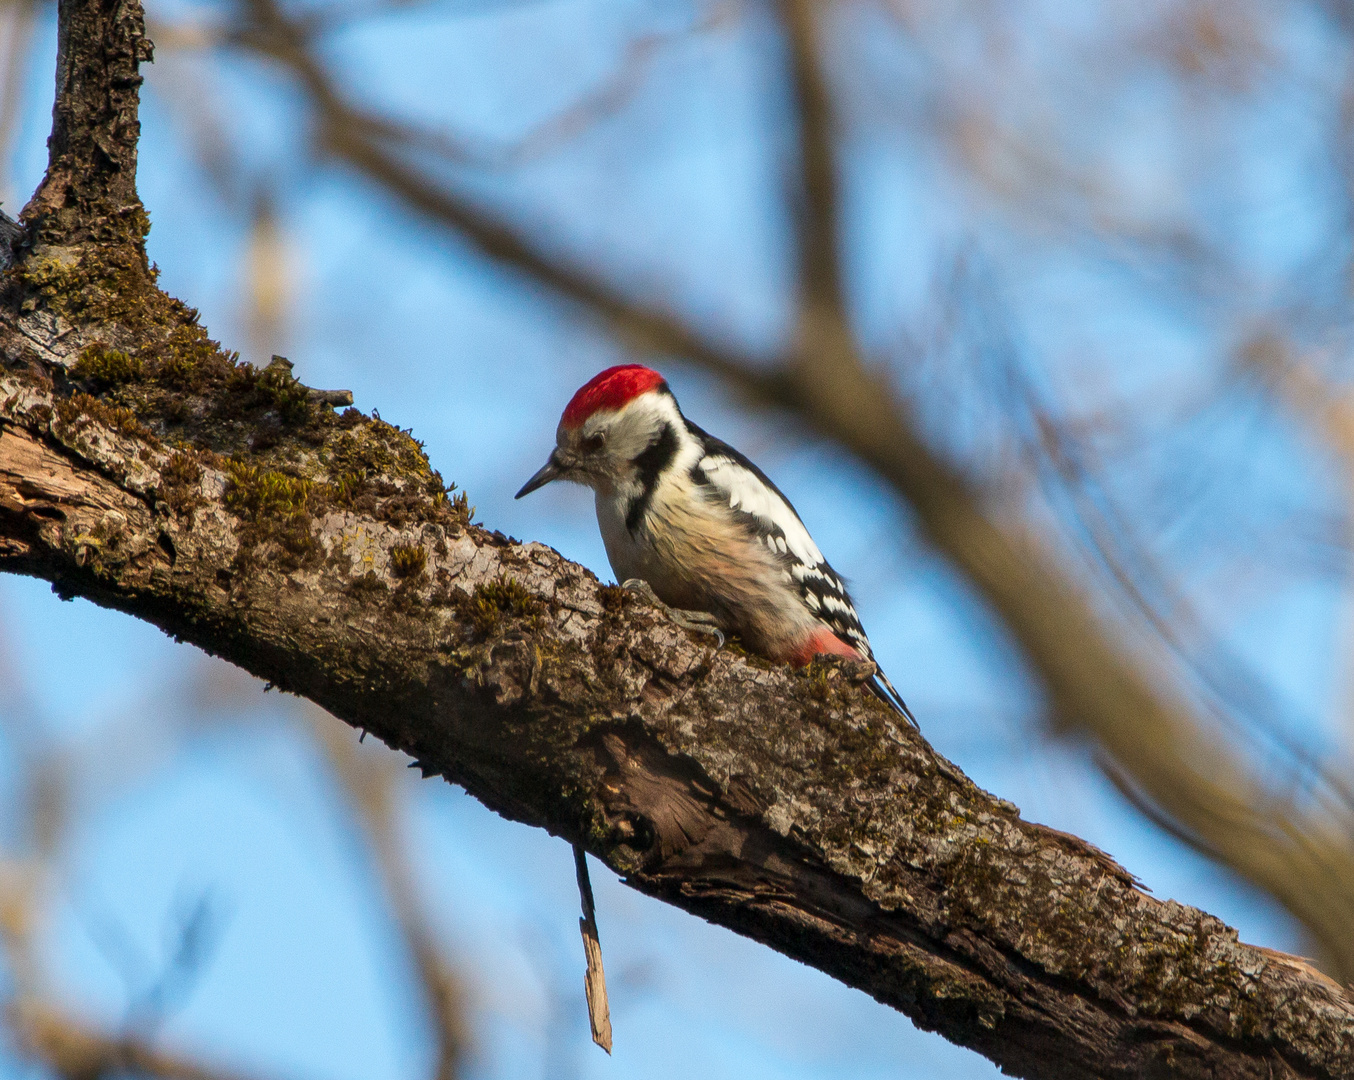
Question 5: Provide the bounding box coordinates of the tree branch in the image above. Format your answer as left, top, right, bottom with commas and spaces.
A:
1, 2, 1353, 1078
780, 0, 842, 313
203, 0, 1354, 982
24, 0, 153, 248
3, 368, 1352, 1077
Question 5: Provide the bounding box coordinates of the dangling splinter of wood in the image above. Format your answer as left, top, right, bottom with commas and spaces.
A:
572, 843, 613, 1053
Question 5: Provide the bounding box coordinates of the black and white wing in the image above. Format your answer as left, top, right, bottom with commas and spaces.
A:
687, 425, 918, 726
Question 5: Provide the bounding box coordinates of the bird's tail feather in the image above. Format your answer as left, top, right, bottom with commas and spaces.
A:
869, 667, 919, 729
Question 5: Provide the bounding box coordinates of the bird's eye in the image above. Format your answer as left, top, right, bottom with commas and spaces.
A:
582, 433, 606, 453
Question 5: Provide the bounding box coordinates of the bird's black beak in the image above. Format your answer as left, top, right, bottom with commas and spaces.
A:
515, 452, 565, 499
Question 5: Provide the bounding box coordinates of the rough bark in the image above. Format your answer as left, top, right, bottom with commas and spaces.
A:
23, 0, 151, 247
0, 3, 1352, 1078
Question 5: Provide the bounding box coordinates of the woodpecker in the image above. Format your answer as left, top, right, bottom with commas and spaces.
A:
516, 364, 916, 725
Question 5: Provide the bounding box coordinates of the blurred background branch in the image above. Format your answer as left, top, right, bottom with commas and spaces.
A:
306, 708, 469, 1080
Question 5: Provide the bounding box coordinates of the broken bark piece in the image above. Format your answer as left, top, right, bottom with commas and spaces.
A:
573, 843, 612, 1054
265, 355, 353, 407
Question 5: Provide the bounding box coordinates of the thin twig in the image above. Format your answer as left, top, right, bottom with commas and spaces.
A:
572, 844, 612, 1054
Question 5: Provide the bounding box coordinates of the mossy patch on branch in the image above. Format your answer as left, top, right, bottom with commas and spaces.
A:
16, 242, 157, 329
597, 583, 630, 614
157, 449, 205, 517
224, 461, 322, 571
319, 419, 469, 530
347, 571, 389, 600
224, 462, 314, 517
456, 575, 543, 637
72, 344, 142, 390
390, 543, 428, 579
54, 391, 159, 446
10, 232, 474, 587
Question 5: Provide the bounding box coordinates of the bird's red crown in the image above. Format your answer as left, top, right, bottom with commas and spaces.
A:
561, 365, 667, 429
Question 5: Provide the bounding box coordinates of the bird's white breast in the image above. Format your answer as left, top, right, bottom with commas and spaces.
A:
595, 472, 820, 655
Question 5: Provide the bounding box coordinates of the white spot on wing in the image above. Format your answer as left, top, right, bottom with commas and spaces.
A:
699, 455, 825, 567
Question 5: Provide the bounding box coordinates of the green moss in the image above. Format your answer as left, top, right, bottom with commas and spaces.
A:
72, 344, 142, 390
718, 636, 774, 669
224, 462, 314, 517
17, 244, 157, 328
11, 232, 476, 581
11, 242, 257, 448
390, 543, 427, 579
325, 473, 362, 508
151, 323, 236, 388
596, 584, 629, 613
223, 461, 321, 571
163, 449, 202, 485
255, 357, 314, 424
325, 420, 435, 485
347, 571, 389, 600
447, 488, 472, 523
54, 392, 159, 445
457, 575, 543, 636
802, 659, 836, 702
314, 419, 469, 530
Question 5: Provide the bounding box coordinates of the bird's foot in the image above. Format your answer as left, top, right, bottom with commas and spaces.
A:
621, 579, 725, 648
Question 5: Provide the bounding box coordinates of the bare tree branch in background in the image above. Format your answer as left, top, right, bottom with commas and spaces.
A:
307, 709, 470, 1080
0, 0, 36, 210
10, 1002, 280, 1080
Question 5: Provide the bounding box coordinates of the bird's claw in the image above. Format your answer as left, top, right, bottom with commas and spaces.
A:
621, 578, 658, 602
621, 579, 725, 648
672, 615, 724, 649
